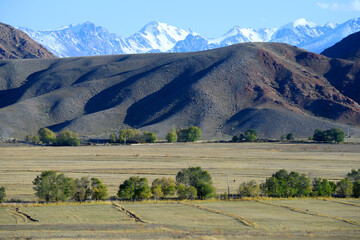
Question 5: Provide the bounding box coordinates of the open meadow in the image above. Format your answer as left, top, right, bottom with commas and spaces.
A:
0, 142, 359, 200
0, 142, 360, 239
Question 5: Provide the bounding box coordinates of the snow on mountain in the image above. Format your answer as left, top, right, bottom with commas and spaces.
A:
299, 17, 360, 53
18, 18, 360, 57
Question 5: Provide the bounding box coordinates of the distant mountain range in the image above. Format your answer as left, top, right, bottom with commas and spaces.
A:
19, 18, 360, 58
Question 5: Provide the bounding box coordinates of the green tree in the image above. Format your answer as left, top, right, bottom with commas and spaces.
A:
38, 128, 56, 144
244, 129, 257, 142
176, 167, 215, 199
151, 177, 176, 199
26, 135, 40, 144
143, 131, 157, 143
237, 180, 262, 197
55, 130, 80, 146
33, 171, 74, 202
166, 129, 177, 143
176, 126, 202, 142
312, 128, 345, 143
336, 178, 353, 198
118, 129, 143, 144
176, 183, 197, 200
109, 133, 117, 143
346, 169, 360, 182
312, 178, 333, 197
117, 177, 151, 200
91, 177, 108, 200
0, 186, 5, 203
353, 180, 360, 198
286, 133, 295, 141
72, 177, 90, 202
328, 128, 345, 143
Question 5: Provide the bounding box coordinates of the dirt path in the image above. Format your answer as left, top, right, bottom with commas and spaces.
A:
180, 202, 258, 228
14, 207, 39, 223
112, 202, 149, 223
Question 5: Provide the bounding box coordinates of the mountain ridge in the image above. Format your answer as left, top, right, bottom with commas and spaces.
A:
0, 42, 360, 139
18, 17, 360, 58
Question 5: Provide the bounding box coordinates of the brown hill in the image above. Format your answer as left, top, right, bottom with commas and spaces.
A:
321, 31, 360, 61
0, 22, 56, 59
0, 42, 359, 139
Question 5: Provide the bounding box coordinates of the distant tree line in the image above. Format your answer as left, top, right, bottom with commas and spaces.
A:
310, 128, 345, 143
32, 171, 108, 202
26, 128, 80, 146
232, 129, 257, 142
109, 129, 158, 144
237, 168, 360, 198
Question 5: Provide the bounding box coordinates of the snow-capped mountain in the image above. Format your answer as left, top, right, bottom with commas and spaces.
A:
19, 21, 190, 57
19, 17, 360, 57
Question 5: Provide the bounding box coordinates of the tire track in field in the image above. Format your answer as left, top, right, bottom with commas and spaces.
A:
180, 202, 258, 228
255, 200, 360, 227
8, 209, 28, 224
14, 207, 39, 222
321, 198, 360, 207
112, 202, 149, 223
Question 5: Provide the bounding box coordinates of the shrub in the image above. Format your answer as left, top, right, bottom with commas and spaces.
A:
237, 180, 262, 197
25, 135, 40, 144
166, 129, 177, 143
244, 129, 257, 142
0, 186, 5, 203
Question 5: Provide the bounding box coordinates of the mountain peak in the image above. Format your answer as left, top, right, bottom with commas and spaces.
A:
293, 18, 316, 28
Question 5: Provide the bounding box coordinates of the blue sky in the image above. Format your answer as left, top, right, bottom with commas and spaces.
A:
1, 0, 359, 38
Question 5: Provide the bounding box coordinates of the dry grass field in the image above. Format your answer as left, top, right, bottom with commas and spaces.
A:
0, 142, 360, 239
0, 199, 359, 239
0, 142, 359, 200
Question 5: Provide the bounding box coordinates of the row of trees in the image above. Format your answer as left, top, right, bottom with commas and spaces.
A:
109, 126, 202, 144
117, 167, 215, 200
26, 128, 80, 146
167, 126, 202, 143
110, 129, 158, 144
33, 171, 107, 202
237, 169, 360, 198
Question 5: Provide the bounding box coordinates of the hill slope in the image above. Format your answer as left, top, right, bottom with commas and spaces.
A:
321, 31, 360, 61
0, 43, 360, 139
0, 22, 56, 59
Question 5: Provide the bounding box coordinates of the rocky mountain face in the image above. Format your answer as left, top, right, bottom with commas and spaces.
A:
19, 18, 360, 58
0, 42, 359, 139
0, 22, 56, 59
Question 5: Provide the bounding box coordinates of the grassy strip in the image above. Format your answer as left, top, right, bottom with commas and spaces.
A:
112, 202, 150, 223
255, 200, 360, 227
180, 202, 258, 228
0, 201, 111, 208
321, 198, 360, 207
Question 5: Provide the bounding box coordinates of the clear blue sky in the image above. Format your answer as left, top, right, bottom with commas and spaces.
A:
1, 0, 359, 38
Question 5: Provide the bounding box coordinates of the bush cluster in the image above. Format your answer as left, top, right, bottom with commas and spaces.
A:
117, 167, 215, 200
109, 129, 157, 144
33, 171, 107, 202
26, 128, 80, 146
237, 169, 360, 198
232, 129, 257, 142
165, 126, 202, 143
